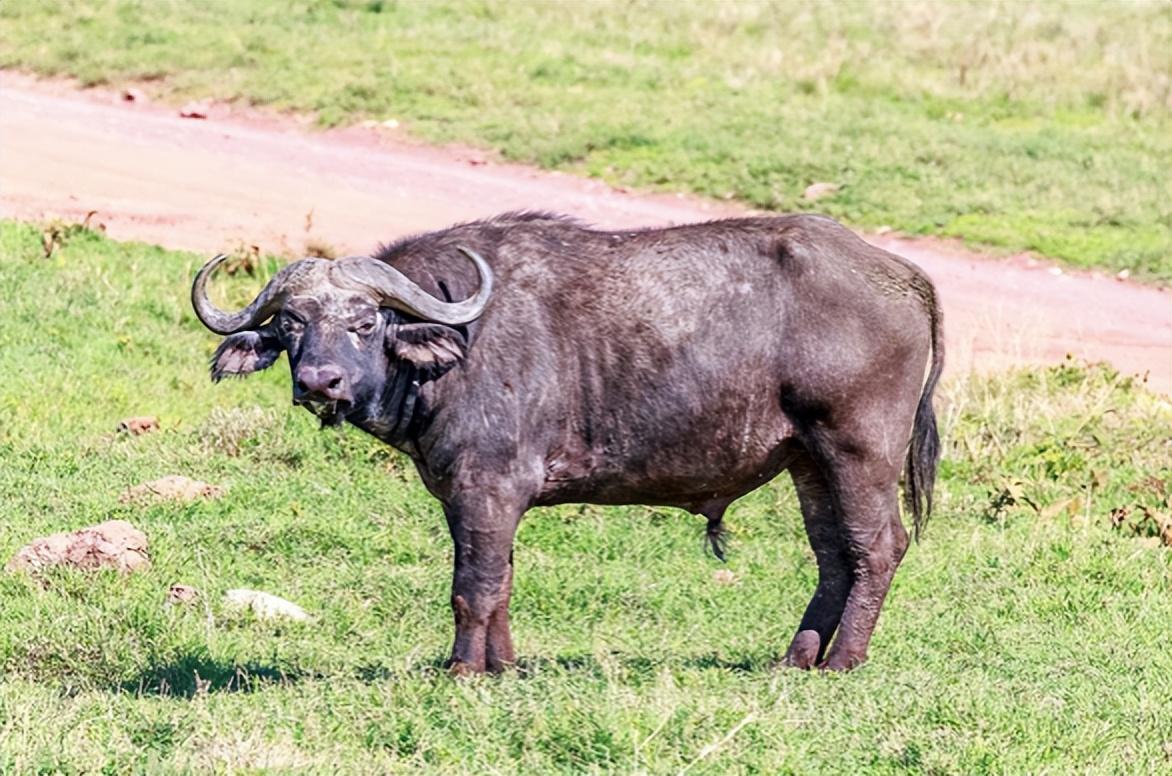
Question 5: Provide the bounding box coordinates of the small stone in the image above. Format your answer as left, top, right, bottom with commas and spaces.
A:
802, 182, 840, 201
117, 416, 159, 435
1116, 269, 1131, 281
713, 569, 738, 585
179, 102, 209, 119
166, 583, 201, 606
121, 87, 146, 103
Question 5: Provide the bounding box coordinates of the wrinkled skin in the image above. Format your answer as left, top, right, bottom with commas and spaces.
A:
199, 211, 943, 674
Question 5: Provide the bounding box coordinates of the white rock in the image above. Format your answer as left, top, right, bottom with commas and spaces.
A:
802, 182, 840, 201
224, 589, 311, 621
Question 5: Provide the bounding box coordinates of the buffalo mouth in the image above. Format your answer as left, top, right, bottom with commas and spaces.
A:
295, 398, 351, 428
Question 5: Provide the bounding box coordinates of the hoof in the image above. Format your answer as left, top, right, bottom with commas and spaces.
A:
446, 660, 485, 678
780, 629, 821, 670
484, 658, 515, 676
819, 652, 866, 672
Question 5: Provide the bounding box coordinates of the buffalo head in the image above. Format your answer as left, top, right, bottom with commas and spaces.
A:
191, 248, 492, 427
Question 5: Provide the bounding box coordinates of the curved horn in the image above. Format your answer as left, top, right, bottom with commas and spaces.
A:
333, 246, 493, 325
191, 254, 326, 335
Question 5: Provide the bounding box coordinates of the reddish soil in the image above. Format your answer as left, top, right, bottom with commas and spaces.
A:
2, 71, 1169, 393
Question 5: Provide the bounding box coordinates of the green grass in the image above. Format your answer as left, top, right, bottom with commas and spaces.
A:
2, 0, 1171, 282
1, 220, 1171, 772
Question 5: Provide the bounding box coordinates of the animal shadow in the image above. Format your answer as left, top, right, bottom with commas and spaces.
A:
121, 652, 306, 698
122, 650, 759, 696
515, 651, 760, 678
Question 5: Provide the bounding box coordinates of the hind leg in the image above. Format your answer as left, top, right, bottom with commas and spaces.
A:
818, 457, 909, 671
781, 453, 852, 668
819, 481, 908, 670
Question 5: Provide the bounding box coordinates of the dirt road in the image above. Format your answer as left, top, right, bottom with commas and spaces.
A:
2, 72, 1169, 393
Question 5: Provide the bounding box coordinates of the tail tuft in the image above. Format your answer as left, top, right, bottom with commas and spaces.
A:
904, 278, 945, 541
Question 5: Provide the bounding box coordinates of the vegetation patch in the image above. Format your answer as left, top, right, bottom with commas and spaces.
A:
1, 1, 1169, 281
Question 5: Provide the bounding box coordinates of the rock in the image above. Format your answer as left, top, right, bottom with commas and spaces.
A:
802, 182, 840, 201
117, 416, 159, 435
7, 520, 149, 574
712, 569, 739, 585
166, 583, 201, 606
224, 589, 311, 621
119, 475, 224, 504
121, 87, 147, 104
179, 102, 209, 119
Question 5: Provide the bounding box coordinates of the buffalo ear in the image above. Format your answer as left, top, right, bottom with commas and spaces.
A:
390, 323, 466, 378
210, 328, 283, 382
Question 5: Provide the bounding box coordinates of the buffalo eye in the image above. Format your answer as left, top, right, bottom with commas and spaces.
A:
280, 311, 305, 335
350, 318, 377, 337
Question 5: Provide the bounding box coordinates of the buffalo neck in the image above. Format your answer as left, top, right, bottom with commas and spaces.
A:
351, 364, 427, 451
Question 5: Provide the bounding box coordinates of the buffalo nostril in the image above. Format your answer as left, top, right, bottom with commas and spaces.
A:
295, 366, 348, 401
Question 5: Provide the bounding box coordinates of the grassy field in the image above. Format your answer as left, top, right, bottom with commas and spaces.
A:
1, 0, 1170, 282
0, 221, 1170, 772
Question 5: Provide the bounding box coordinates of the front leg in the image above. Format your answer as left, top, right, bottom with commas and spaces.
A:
444, 496, 522, 676
484, 550, 515, 671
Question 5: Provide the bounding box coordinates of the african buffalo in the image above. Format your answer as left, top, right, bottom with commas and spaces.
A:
191, 211, 943, 673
